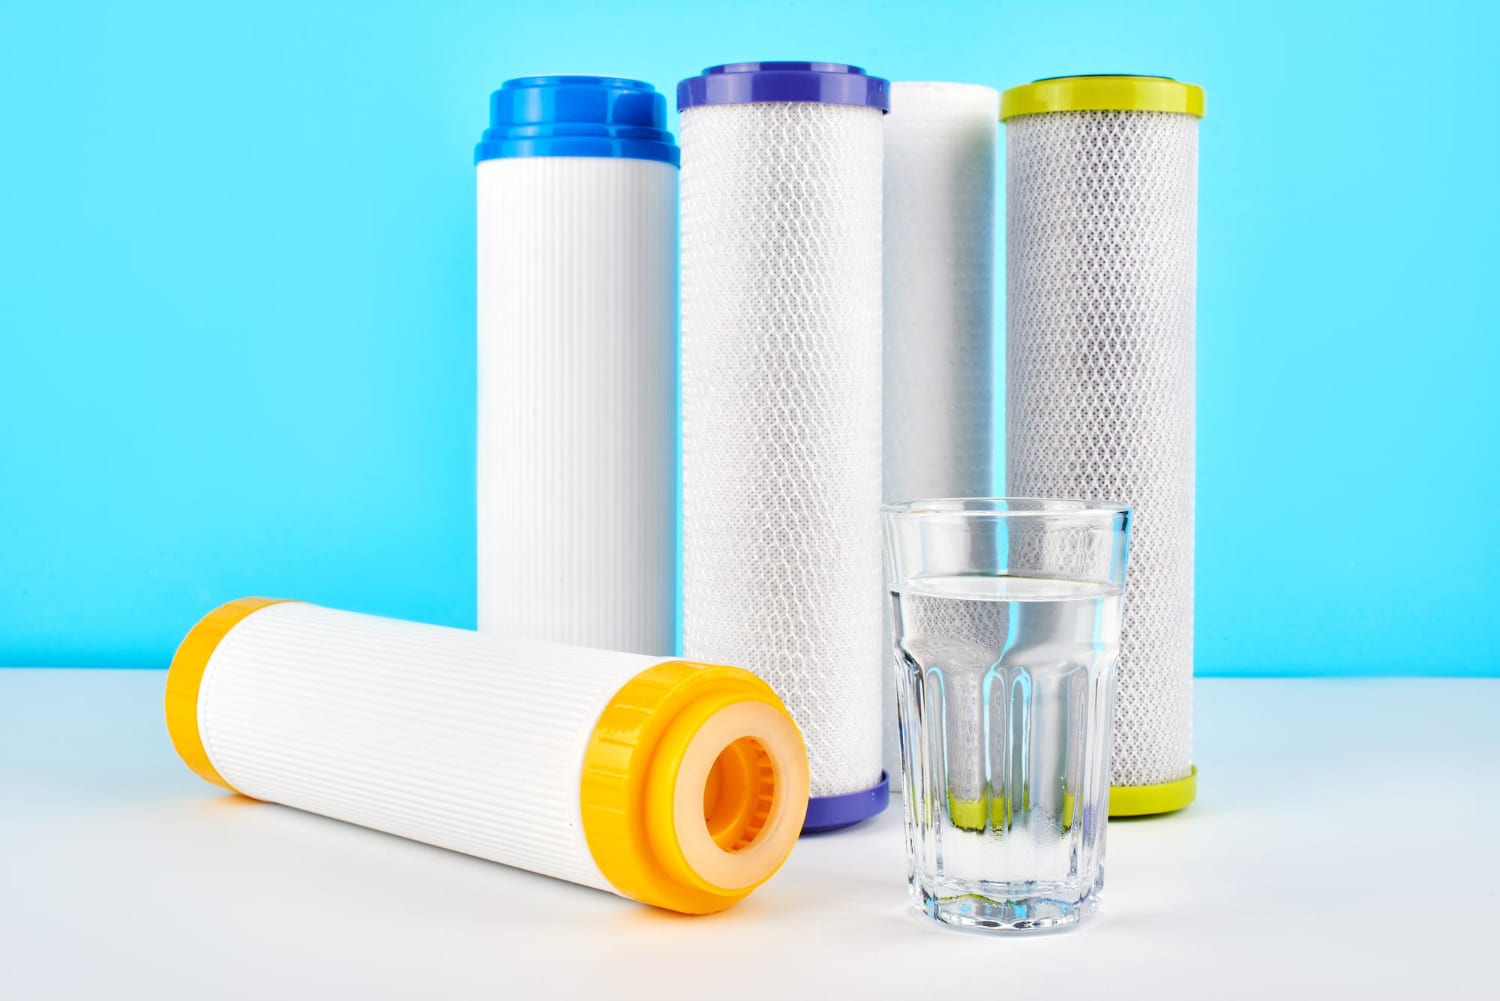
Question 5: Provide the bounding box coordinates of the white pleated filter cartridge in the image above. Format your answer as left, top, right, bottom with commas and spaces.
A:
678, 63, 890, 831
1002, 76, 1203, 815
881, 81, 998, 790
165, 599, 809, 914
476, 76, 677, 657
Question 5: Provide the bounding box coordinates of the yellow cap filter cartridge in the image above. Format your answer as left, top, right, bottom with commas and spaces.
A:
165, 598, 809, 914
1001, 75, 1203, 816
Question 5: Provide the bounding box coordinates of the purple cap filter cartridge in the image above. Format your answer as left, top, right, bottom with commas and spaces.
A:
678, 63, 890, 832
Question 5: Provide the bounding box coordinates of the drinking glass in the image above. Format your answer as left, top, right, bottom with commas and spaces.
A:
882, 498, 1131, 930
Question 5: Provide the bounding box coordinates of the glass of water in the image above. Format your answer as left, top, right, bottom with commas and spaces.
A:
882, 498, 1132, 931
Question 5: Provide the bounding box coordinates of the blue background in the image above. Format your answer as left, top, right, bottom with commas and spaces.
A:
1, 1, 1496, 673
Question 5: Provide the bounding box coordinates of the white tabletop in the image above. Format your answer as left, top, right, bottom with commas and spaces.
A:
2, 670, 1495, 1000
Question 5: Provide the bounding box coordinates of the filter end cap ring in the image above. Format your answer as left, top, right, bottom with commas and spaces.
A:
801, 773, 890, 834
677, 62, 890, 112
164, 597, 292, 793
580, 661, 810, 914
1109, 766, 1199, 817
1000, 75, 1204, 120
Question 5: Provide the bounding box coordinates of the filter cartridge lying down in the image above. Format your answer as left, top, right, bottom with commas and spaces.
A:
165, 598, 809, 914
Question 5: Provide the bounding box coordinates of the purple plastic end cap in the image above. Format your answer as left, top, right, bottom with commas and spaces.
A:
677, 61, 890, 112
801, 772, 890, 834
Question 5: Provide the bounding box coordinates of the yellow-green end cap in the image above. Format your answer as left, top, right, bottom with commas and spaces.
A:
1109, 766, 1198, 817
164, 597, 292, 793
1000, 75, 1204, 121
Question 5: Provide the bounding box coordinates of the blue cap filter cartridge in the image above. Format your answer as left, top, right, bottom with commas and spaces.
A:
880, 82, 999, 792
678, 63, 891, 832
476, 77, 678, 656
1001, 76, 1204, 816
166, 599, 809, 914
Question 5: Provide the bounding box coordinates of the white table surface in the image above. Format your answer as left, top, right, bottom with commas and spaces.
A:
2, 670, 1495, 1000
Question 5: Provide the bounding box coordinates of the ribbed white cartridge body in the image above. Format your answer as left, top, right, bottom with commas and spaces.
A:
881, 82, 998, 789
476, 156, 676, 656
196, 601, 651, 891
680, 101, 885, 800
1004, 109, 1198, 789
883, 82, 997, 504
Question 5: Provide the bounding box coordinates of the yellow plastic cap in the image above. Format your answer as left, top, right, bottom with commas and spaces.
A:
580, 661, 810, 915
1109, 766, 1198, 817
1000, 75, 1204, 121
164, 597, 291, 792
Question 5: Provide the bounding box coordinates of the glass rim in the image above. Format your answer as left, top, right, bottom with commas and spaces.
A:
881, 496, 1132, 519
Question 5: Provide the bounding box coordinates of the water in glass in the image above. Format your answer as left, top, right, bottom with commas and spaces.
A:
890, 572, 1120, 930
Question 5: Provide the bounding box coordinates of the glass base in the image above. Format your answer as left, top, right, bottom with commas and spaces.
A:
912, 879, 1100, 932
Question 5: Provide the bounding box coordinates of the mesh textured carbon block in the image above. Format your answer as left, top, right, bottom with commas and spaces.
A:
680, 101, 885, 799
1005, 110, 1197, 788
881, 82, 998, 791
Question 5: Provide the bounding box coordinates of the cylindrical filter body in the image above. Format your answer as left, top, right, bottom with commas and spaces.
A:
883, 82, 997, 503
476, 77, 677, 655
678, 63, 890, 830
1002, 76, 1203, 815
881, 81, 999, 790
164, 598, 809, 914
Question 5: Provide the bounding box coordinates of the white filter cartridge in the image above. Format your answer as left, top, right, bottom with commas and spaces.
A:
678, 62, 890, 831
165, 598, 809, 914
476, 76, 677, 656
881, 81, 999, 790
1002, 75, 1202, 815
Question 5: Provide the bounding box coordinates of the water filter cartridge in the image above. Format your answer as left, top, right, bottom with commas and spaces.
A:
883, 81, 998, 505
881, 81, 999, 790
678, 63, 890, 831
476, 76, 677, 656
165, 598, 809, 914
1001, 76, 1203, 815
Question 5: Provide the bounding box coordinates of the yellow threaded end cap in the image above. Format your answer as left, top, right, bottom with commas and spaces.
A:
1001, 75, 1204, 120
581, 661, 810, 915
164, 597, 291, 792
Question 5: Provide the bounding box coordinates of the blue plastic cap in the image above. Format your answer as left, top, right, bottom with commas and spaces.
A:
677, 62, 890, 112
475, 76, 679, 165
